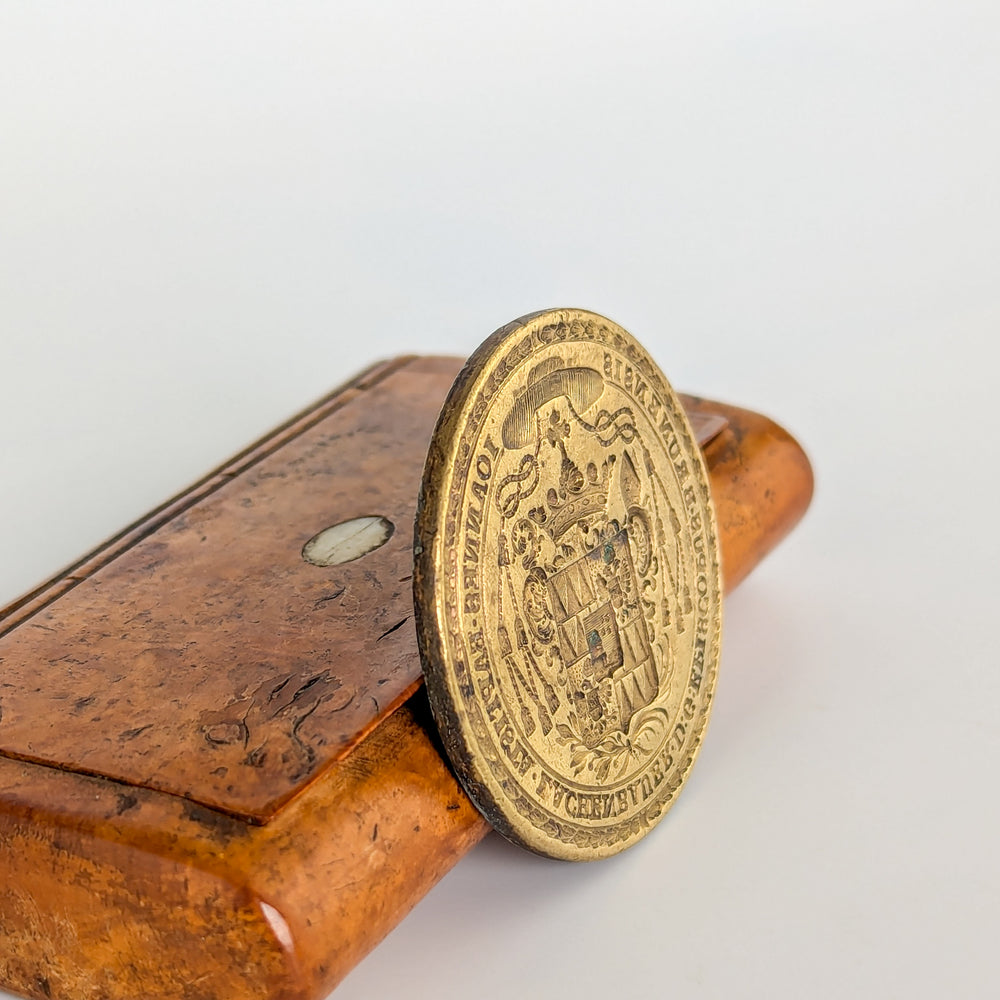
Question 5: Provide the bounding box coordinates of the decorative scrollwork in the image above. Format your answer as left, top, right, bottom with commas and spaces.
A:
495, 453, 539, 520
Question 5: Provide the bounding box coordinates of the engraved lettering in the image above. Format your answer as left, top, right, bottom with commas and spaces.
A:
467, 503, 483, 538
671, 722, 686, 751
463, 534, 480, 566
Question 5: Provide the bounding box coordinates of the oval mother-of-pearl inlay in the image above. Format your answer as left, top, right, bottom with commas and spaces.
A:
302, 515, 395, 566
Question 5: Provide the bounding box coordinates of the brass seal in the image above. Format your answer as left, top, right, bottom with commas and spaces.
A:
414, 309, 722, 860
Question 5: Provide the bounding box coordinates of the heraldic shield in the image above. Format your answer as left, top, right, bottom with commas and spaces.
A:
546, 526, 657, 748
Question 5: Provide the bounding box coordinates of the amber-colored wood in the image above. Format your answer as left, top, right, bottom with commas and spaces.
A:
0, 699, 486, 1000
680, 394, 814, 592
0, 357, 812, 1000
0, 356, 460, 822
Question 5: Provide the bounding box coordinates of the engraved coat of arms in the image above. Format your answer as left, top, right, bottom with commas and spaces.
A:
491, 356, 692, 780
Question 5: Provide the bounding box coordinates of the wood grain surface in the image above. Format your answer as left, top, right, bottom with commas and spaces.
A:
0, 356, 813, 1000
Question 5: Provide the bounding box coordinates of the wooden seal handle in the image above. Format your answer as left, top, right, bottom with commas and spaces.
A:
0, 362, 813, 1000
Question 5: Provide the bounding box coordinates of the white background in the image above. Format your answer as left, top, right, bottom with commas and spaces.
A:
1, 3, 997, 999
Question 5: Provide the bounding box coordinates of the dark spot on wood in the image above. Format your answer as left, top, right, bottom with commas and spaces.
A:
115, 793, 139, 816
413, 824, 421, 833
284, 700, 323, 781
120, 724, 153, 741
268, 677, 291, 702
244, 746, 268, 768
371, 824, 378, 841
292, 671, 340, 702
314, 587, 346, 608
36, 976, 51, 998
446, 803, 460, 811
376, 617, 410, 642
181, 802, 249, 842
398, 575, 413, 583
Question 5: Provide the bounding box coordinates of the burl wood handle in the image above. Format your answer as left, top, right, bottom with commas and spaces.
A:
0, 379, 813, 1000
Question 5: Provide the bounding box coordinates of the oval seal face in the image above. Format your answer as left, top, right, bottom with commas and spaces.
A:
414, 309, 722, 860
